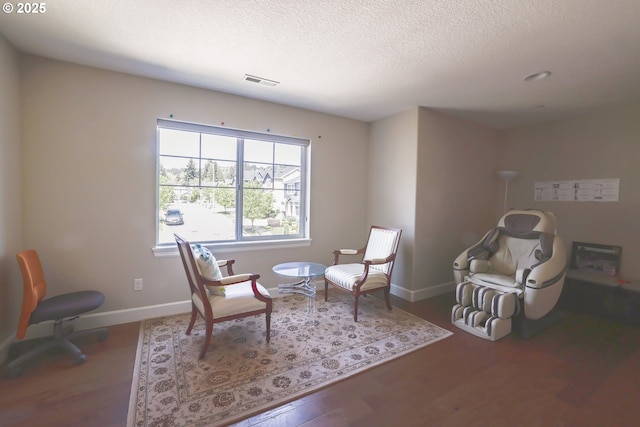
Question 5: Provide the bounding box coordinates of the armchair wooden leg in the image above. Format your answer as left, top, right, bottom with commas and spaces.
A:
200, 320, 213, 360
354, 295, 359, 322
186, 305, 197, 335
324, 280, 329, 301
265, 313, 271, 343
384, 288, 392, 311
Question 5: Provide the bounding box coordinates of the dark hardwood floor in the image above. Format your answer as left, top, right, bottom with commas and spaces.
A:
1, 292, 638, 427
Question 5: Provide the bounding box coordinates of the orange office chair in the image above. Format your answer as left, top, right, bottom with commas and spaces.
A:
4, 250, 108, 378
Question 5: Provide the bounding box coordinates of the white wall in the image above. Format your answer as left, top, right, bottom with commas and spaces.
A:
0, 36, 23, 349
499, 104, 640, 279
18, 55, 369, 315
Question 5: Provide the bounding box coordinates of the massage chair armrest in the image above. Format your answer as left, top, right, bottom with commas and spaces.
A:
453, 251, 471, 283
467, 245, 491, 260
453, 229, 496, 284
470, 259, 491, 273
525, 236, 567, 289
454, 246, 492, 283
453, 250, 469, 270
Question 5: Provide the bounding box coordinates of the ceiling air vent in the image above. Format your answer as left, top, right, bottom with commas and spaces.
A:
244, 74, 279, 87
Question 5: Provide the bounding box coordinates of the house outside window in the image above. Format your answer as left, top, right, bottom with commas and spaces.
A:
156, 119, 309, 246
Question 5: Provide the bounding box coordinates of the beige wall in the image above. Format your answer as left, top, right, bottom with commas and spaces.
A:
368, 108, 419, 293
415, 108, 500, 292
368, 107, 500, 300
499, 104, 640, 279
18, 55, 369, 314
0, 36, 23, 346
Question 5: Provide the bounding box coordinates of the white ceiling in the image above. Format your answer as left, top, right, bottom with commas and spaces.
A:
2, 0, 640, 129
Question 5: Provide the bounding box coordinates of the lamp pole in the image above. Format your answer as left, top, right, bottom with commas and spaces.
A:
497, 170, 519, 212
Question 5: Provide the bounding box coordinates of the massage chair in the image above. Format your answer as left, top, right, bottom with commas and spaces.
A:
452, 209, 566, 341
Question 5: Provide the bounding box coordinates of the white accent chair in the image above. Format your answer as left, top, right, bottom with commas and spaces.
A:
452, 210, 566, 341
324, 226, 402, 321
175, 234, 272, 359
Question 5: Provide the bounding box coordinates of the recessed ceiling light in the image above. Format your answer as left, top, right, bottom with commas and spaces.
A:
525, 71, 551, 81
244, 74, 279, 87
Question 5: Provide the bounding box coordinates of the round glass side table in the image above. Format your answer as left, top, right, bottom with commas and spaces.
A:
273, 262, 326, 316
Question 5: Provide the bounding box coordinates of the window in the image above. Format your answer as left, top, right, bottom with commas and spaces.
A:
156, 119, 309, 246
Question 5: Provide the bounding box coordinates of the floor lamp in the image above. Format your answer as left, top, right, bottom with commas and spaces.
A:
498, 170, 518, 212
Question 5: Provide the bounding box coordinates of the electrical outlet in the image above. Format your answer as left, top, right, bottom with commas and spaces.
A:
134, 278, 143, 291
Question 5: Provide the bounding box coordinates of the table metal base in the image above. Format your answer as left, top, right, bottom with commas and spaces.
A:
278, 277, 317, 298
278, 277, 317, 317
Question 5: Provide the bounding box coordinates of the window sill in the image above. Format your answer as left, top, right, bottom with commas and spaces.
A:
152, 238, 312, 258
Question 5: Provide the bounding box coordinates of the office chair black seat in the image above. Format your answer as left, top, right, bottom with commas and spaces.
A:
5, 250, 108, 378
29, 291, 105, 324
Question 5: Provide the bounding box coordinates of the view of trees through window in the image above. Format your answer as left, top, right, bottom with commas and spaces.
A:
157, 120, 308, 245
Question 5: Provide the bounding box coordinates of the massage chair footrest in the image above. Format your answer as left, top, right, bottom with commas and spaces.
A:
452, 282, 519, 341
452, 303, 513, 341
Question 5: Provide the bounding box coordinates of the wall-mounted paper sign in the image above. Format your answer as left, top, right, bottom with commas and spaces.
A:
534, 178, 619, 202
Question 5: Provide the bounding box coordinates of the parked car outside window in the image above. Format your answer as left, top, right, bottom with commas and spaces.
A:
164, 208, 184, 225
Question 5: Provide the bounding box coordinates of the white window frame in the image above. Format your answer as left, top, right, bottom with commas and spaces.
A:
154, 118, 310, 254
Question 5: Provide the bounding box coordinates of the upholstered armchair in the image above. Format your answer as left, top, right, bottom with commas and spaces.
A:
451, 210, 566, 340
175, 234, 272, 359
324, 226, 402, 321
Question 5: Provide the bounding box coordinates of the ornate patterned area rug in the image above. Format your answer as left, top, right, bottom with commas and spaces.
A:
127, 292, 452, 426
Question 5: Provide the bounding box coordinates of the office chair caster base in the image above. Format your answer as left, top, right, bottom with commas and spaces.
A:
8, 346, 20, 359
74, 354, 87, 365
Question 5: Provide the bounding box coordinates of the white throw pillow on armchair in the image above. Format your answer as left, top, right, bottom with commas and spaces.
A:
192, 244, 225, 296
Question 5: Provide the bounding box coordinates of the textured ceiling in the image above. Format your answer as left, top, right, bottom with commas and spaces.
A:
1, 0, 640, 129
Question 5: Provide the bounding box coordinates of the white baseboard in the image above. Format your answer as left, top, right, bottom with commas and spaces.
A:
390, 280, 456, 302
0, 284, 453, 365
